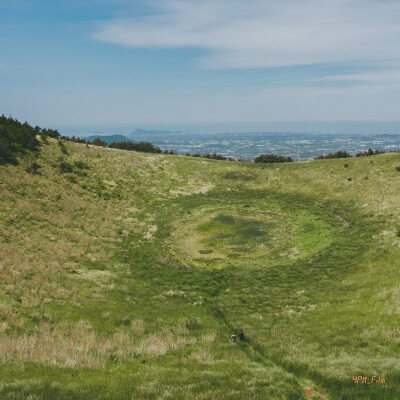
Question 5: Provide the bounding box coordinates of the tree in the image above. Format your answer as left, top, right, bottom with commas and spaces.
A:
109, 141, 162, 153
90, 138, 107, 147
254, 154, 294, 163
315, 151, 352, 160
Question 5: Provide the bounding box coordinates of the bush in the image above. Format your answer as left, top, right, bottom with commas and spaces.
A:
40, 135, 49, 144
315, 151, 352, 160
396, 166, 400, 172
61, 135, 86, 144
185, 152, 236, 161
109, 141, 162, 153
59, 161, 74, 173
90, 138, 107, 147
26, 162, 41, 175
41, 128, 60, 139
254, 154, 294, 163
73, 160, 90, 170
203, 153, 228, 160
65, 174, 78, 183
397, 228, 400, 238
356, 148, 385, 157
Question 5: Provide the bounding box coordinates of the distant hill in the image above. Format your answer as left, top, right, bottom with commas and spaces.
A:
130, 128, 179, 138
86, 134, 133, 144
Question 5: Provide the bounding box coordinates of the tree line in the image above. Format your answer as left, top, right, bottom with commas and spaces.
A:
314, 149, 385, 160
1, 115, 41, 164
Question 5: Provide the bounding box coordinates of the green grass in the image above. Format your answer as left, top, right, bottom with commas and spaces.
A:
0, 139, 400, 399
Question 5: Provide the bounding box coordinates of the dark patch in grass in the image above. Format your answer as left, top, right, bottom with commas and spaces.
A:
301, 222, 316, 233
224, 171, 256, 181
59, 161, 74, 174
65, 174, 78, 184
60, 160, 90, 176
58, 140, 69, 154
211, 233, 233, 240
74, 160, 90, 170
241, 227, 265, 238
26, 162, 41, 175
228, 253, 241, 258
213, 214, 235, 224
185, 318, 201, 330
232, 246, 252, 253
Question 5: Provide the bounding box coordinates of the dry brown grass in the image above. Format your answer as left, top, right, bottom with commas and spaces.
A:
0, 322, 213, 369
131, 319, 144, 335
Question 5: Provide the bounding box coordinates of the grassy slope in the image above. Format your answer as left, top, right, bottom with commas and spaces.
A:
0, 139, 399, 399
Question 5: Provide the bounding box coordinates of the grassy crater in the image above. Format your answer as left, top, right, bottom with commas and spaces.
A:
171, 200, 333, 269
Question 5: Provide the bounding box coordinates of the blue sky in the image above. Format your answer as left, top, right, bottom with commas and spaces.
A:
1, 0, 400, 131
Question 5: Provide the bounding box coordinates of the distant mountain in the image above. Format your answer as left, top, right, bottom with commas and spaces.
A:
86, 134, 133, 144
130, 128, 179, 138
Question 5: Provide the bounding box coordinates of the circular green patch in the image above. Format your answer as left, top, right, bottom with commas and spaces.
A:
170, 201, 333, 269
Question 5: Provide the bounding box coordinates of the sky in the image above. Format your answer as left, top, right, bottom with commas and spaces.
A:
1, 0, 400, 132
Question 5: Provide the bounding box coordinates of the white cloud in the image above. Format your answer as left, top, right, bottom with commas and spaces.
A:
318, 69, 400, 85
93, 0, 400, 70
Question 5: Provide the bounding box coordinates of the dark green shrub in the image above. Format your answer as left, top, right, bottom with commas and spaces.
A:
120, 317, 130, 326
199, 249, 213, 254
90, 138, 107, 147
26, 162, 41, 175
254, 154, 294, 163
109, 141, 162, 153
65, 174, 78, 183
41, 128, 60, 139
61, 135, 86, 144
73, 160, 90, 170
58, 140, 68, 154
40, 135, 49, 144
203, 153, 230, 160
184, 152, 236, 161
315, 151, 352, 160
356, 148, 385, 157
396, 166, 400, 172
59, 161, 74, 173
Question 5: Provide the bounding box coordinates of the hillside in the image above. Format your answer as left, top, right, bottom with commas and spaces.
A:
0, 138, 400, 399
